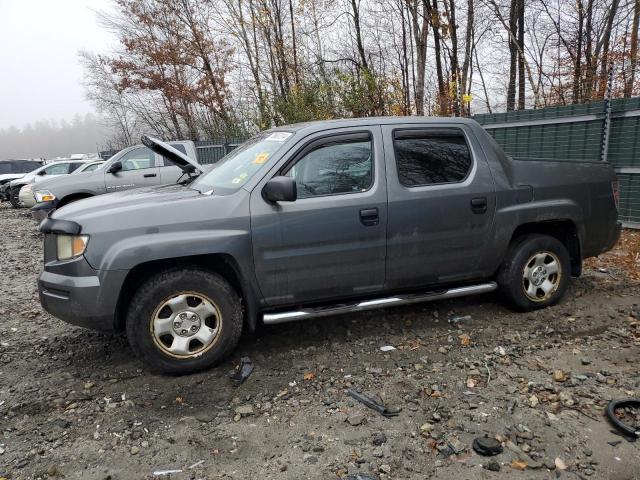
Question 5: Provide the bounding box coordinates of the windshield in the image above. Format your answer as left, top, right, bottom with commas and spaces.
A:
191, 131, 293, 194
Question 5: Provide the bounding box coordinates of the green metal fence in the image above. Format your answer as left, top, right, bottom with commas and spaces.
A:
194, 138, 246, 164
195, 98, 640, 228
474, 97, 640, 228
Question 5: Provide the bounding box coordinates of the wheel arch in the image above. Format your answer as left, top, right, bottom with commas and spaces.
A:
508, 220, 582, 276
58, 192, 94, 208
114, 253, 259, 333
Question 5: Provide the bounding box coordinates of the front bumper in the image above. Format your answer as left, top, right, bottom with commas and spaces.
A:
38, 258, 127, 331
19, 189, 36, 208
31, 200, 57, 222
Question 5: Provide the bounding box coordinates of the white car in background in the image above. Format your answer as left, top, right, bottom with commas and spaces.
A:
0, 160, 43, 200
6, 159, 88, 208
18, 160, 105, 207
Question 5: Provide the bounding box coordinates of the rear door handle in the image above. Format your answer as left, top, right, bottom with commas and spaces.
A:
144, 173, 157, 178
359, 208, 379, 226
471, 197, 487, 214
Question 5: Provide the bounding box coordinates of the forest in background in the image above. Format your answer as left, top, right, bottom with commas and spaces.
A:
80, 0, 640, 146
0, 114, 110, 160
2, 0, 638, 158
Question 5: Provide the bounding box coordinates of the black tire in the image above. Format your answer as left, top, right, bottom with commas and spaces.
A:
126, 268, 243, 374
9, 186, 21, 208
498, 234, 571, 311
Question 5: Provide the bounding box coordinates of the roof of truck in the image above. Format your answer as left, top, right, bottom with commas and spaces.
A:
275, 116, 479, 133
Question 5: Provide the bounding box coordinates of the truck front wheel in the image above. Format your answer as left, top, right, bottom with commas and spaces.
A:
498, 234, 571, 311
126, 268, 243, 374
9, 186, 21, 208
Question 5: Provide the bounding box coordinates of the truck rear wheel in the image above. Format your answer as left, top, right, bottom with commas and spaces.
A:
126, 268, 243, 374
498, 234, 571, 311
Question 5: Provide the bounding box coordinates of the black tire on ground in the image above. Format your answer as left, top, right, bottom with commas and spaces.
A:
9, 187, 21, 208
126, 268, 243, 374
498, 234, 571, 311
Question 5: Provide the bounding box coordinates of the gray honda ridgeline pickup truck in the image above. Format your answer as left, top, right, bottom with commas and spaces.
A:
38, 117, 621, 374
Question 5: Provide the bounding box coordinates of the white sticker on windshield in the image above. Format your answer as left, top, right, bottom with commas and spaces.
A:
266, 132, 292, 142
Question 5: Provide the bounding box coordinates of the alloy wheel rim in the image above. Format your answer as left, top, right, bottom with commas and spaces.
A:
522, 251, 562, 302
150, 292, 222, 359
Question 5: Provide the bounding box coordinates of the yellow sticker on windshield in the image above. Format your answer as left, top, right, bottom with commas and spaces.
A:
231, 177, 242, 184
239, 172, 248, 179
253, 152, 269, 164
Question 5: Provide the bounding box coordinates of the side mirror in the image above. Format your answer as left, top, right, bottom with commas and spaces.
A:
107, 161, 122, 174
38, 170, 47, 176
263, 176, 297, 202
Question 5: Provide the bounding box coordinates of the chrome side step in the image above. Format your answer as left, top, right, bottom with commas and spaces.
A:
262, 282, 498, 325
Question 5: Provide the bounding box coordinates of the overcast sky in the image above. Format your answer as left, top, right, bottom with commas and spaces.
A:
0, 0, 116, 129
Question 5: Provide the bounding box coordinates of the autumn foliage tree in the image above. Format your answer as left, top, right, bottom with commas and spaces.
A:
83, 0, 640, 144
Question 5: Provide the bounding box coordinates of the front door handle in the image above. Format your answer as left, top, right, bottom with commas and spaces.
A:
359, 208, 379, 226
144, 173, 157, 178
471, 197, 487, 214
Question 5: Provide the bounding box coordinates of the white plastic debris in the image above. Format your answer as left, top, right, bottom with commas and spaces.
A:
380, 346, 396, 352
153, 469, 183, 476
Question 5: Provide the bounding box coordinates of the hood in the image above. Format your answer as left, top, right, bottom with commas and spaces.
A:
52, 184, 201, 224
34, 170, 96, 191
9, 172, 34, 186
141, 135, 202, 173
0, 173, 25, 182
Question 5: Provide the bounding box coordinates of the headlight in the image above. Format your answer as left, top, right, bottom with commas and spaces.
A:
56, 234, 89, 260
35, 190, 56, 203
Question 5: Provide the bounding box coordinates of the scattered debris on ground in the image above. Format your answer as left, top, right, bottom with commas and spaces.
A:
606, 399, 640, 438
229, 356, 254, 385
347, 389, 400, 417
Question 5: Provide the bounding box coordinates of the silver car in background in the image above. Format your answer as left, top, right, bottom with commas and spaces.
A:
5, 159, 89, 208
19, 160, 104, 207
31, 141, 199, 220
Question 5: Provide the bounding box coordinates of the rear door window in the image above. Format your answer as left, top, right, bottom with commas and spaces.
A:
393, 129, 472, 186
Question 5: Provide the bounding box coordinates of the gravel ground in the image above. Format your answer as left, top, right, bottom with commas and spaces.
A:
0, 202, 639, 480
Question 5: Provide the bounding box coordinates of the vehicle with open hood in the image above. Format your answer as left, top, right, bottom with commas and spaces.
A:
37, 120, 621, 375
31, 139, 200, 220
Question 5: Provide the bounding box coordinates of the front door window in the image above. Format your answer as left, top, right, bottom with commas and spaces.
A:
284, 139, 373, 198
